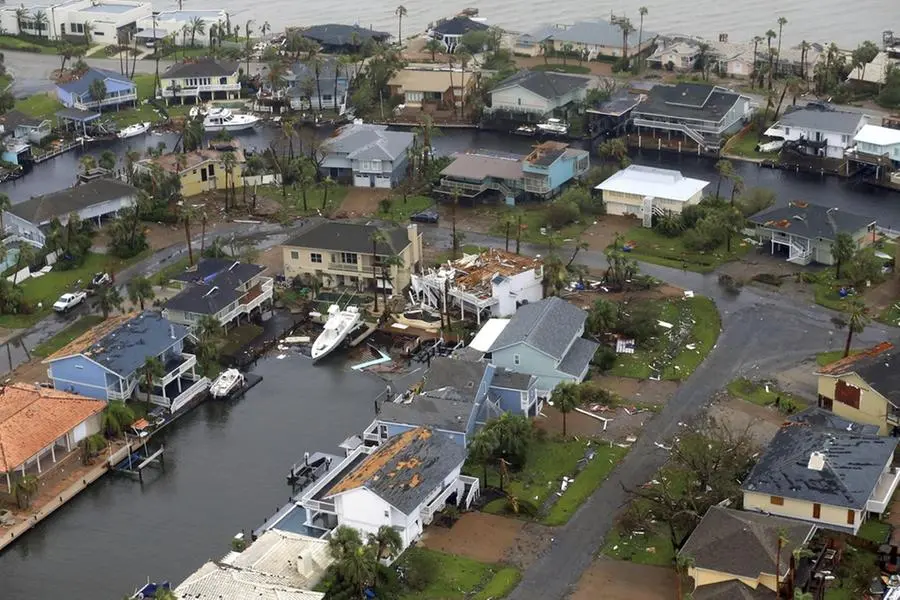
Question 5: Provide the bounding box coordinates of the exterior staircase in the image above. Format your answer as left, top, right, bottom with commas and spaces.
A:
787, 240, 812, 265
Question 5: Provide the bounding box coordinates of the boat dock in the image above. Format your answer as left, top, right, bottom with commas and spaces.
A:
222, 372, 263, 401
113, 445, 166, 483
348, 322, 377, 347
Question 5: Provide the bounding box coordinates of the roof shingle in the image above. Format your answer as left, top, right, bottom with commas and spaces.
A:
9, 179, 138, 225
491, 70, 590, 101
283, 221, 412, 256
748, 201, 875, 241
488, 296, 588, 360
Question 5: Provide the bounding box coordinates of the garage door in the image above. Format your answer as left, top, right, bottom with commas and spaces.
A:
73, 421, 88, 443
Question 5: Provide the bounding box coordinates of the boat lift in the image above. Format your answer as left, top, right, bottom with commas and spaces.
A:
114, 445, 166, 483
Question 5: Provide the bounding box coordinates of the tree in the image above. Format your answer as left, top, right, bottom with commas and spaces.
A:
468, 426, 498, 488
714, 159, 735, 199
33, 10, 48, 38
616, 16, 634, 68
553, 382, 580, 436
102, 400, 135, 438
369, 230, 386, 312
424, 38, 443, 61
328, 525, 363, 562
843, 297, 870, 357
97, 285, 123, 318
480, 413, 533, 470
98, 150, 117, 172
109, 207, 147, 258
775, 527, 789, 597
394, 5, 407, 47
851, 41, 880, 83
126, 276, 155, 311
765, 29, 777, 88
597, 138, 630, 168
138, 356, 165, 412
844, 247, 882, 288
0, 193, 9, 235
321, 176, 336, 210
58, 41, 75, 72
717, 206, 746, 253
88, 78, 107, 110
736, 186, 776, 217
14, 475, 39, 509
180, 202, 197, 266
221, 151, 237, 208
588, 298, 619, 337
306, 50, 325, 112
11, 244, 35, 287
832, 232, 856, 279
636, 7, 648, 71
751, 36, 763, 85
368, 525, 403, 560
775, 17, 788, 83
604, 234, 639, 289
189, 16, 206, 47
341, 544, 378, 597
379, 254, 403, 308
194, 315, 223, 375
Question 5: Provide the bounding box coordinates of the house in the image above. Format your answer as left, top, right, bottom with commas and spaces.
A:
0, 109, 51, 145
410, 249, 544, 324
486, 70, 592, 118
0, 0, 151, 41
284, 57, 349, 114
747, 201, 876, 266
0, 383, 105, 494
518, 20, 657, 60
595, 164, 709, 225
3, 178, 138, 248
847, 51, 899, 86
299, 427, 476, 550
741, 422, 900, 533
282, 221, 423, 293
764, 106, 868, 159
815, 342, 900, 435
679, 506, 815, 598
488, 369, 542, 417
45, 312, 210, 413
847, 124, 900, 173
135, 10, 225, 47
136, 149, 244, 197
318, 123, 415, 188
438, 142, 590, 206
388, 67, 476, 112
220, 528, 333, 588
646, 40, 702, 71
631, 83, 754, 151
586, 89, 645, 138
299, 23, 390, 53
428, 16, 488, 52
175, 562, 324, 600
162, 259, 274, 328
486, 296, 599, 396
159, 58, 241, 104
56, 67, 137, 111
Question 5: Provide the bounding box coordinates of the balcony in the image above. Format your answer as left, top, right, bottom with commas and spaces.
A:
160, 83, 241, 97
72, 92, 138, 111
299, 447, 375, 516
327, 262, 362, 273
218, 277, 274, 324
160, 353, 197, 385
149, 373, 210, 413
867, 465, 900, 513
421, 479, 465, 525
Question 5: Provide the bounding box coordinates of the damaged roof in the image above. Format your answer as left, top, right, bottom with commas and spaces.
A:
421, 357, 488, 403
488, 296, 588, 360
164, 260, 265, 316
747, 201, 875, 240
787, 406, 881, 435
817, 342, 900, 407
326, 427, 466, 514
447, 249, 542, 299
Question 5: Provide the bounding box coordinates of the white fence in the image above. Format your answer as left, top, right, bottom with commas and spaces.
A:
242, 174, 282, 186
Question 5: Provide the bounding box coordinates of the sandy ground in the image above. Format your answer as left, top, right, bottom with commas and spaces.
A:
571, 558, 675, 600
707, 396, 784, 447
581, 215, 640, 251
538, 403, 654, 442
334, 188, 392, 219
563, 283, 685, 312
592, 376, 679, 408
254, 246, 284, 276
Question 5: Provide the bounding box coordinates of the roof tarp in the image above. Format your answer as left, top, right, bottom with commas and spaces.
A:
469, 318, 510, 352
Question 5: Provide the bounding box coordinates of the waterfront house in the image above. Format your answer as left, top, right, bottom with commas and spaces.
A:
815, 342, 900, 436
135, 9, 225, 47
56, 68, 137, 111
283, 57, 349, 114
486, 70, 592, 119
175, 562, 324, 600
162, 258, 274, 329
747, 201, 875, 266
485, 296, 599, 396
631, 82, 753, 151
299, 23, 390, 53
0, 110, 51, 145
741, 422, 900, 534
410, 249, 544, 324
646, 40, 702, 72
586, 89, 645, 138
437, 142, 590, 206
281, 221, 422, 293
764, 106, 868, 159
595, 164, 709, 225
159, 58, 241, 104
847, 51, 899, 86
3, 178, 138, 248
679, 506, 815, 598
388, 67, 477, 114
45, 312, 210, 413
223, 528, 332, 588
847, 124, 900, 178
516, 20, 656, 60
488, 369, 542, 417
136, 149, 244, 197
318, 122, 414, 188
428, 16, 488, 52
299, 427, 477, 550
0, 0, 151, 41
0, 383, 105, 494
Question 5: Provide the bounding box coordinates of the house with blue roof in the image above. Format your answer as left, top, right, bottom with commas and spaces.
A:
56, 67, 137, 111
44, 311, 210, 413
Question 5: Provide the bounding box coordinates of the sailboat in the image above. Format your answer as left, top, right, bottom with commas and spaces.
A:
311, 305, 361, 361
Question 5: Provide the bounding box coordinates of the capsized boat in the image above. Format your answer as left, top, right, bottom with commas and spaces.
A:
311, 305, 361, 361
117, 121, 151, 139
210, 368, 245, 398
203, 107, 260, 132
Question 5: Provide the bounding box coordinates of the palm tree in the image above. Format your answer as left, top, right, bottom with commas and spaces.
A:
394, 5, 407, 47
616, 17, 634, 67
751, 36, 764, 86
714, 159, 734, 199
456, 50, 472, 119
260, 21, 271, 40
341, 544, 378, 596
765, 29, 777, 88
126, 276, 155, 310
221, 152, 237, 208
102, 400, 135, 438
189, 16, 205, 47
636, 7, 648, 71
88, 79, 107, 111
97, 285, 123, 318
588, 298, 618, 336
33, 10, 48, 38
450, 190, 460, 259
15, 7, 28, 35
328, 525, 363, 561
368, 525, 403, 560
194, 315, 223, 374
832, 233, 856, 279
379, 254, 404, 308
843, 298, 870, 357
775, 17, 788, 83
306, 51, 324, 112
321, 177, 337, 209
180, 203, 197, 266
553, 382, 580, 436
369, 230, 386, 312
98, 150, 117, 172
138, 356, 165, 412
424, 38, 443, 62
14, 474, 39, 509
467, 427, 499, 487
0, 193, 10, 235
799, 40, 811, 81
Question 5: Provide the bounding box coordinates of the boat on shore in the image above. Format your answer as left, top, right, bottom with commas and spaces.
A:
203, 108, 260, 132
311, 305, 361, 361
210, 368, 245, 398
117, 122, 151, 139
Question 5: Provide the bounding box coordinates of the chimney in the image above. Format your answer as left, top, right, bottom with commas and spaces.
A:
169, 324, 176, 339
297, 552, 313, 577
807, 451, 826, 471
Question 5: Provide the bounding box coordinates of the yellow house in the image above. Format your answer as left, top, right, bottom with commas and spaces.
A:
140, 150, 244, 198
741, 423, 900, 534
159, 58, 241, 104
816, 342, 899, 435
594, 164, 709, 223
281, 221, 423, 293
679, 506, 814, 598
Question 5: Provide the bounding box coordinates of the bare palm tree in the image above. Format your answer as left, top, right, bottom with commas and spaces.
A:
180, 203, 197, 265
637, 7, 648, 71
394, 5, 407, 47
775, 17, 788, 83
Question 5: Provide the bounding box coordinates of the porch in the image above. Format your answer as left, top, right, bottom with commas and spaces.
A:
765, 229, 813, 265
867, 465, 900, 513
1, 433, 80, 493
147, 373, 210, 413
218, 277, 275, 325
420, 475, 480, 526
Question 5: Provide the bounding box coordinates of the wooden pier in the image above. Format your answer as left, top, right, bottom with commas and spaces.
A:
33, 138, 85, 164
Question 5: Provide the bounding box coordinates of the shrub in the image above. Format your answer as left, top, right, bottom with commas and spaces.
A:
680, 204, 706, 229
590, 345, 617, 372
544, 200, 580, 229
504, 495, 539, 516
578, 380, 614, 405
652, 211, 685, 237
401, 550, 439, 592
717, 273, 743, 295
617, 301, 662, 344
751, 272, 783, 286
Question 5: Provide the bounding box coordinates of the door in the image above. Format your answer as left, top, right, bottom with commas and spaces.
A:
200, 167, 208, 182
369, 174, 375, 188
813, 503, 821, 519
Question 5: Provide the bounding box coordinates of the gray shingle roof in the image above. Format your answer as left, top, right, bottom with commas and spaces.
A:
0, 109, 43, 131
57, 67, 133, 97
323, 123, 414, 162
163, 58, 239, 79
283, 221, 412, 256
422, 357, 487, 403
741, 423, 898, 510
9, 178, 137, 225
490, 370, 534, 390
488, 297, 588, 360
748, 202, 875, 241
787, 407, 881, 436
378, 391, 473, 433
491, 70, 590, 101
692, 580, 775, 600
164, 261, 265, 316
557, 337, 600, 376
679, 506, 813, 582
432, 17, 488, 36
778, 106, 867, 136
634, 83, 745, 123
79, 312, 188, 377
171, 258, 262, 284
300, 24, 390, 47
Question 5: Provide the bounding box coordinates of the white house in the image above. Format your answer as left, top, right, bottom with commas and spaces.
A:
765, 106, 869, 159
487, 70, 592, 117
319, 123, 414, 189
135, 9, 225, 47
596, 165, 709, 226
0, 0, 151, 42
851, 124, 900, 166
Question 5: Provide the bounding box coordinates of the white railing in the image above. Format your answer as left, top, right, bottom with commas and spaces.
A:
460, 475, 480, 508
303, 498, 336, 514
868, 467, 900, 513
72, 92, 138, 111
421, 481, 462, 525
300, 447, 375, 511
787, 241, 812, 265
160, 353, 197, 386
149, 375, 210, 412
161, 83, 240, 96
633, 117, 718, 148
217, 278, 275, 324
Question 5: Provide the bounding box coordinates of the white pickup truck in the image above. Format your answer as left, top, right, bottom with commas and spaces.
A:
53, 291, 87, 313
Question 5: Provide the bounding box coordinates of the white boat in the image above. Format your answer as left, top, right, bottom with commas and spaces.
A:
203, 108, 260, 132
536, 118, 568, 136
117, 121, 151, 139
189, 104, 210, 119
514, 124, 536, 136
311, 305, 362, 361
209, 368, 245, 398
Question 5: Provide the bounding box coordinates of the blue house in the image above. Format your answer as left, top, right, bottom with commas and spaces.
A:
44, 312, 210, 413
488, 370, 542, 417
283, 57, 349, 115
56, 68, 138, 111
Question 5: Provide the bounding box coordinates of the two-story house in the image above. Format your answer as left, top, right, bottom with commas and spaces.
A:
487, 70, 591, 119
56, 68, 137, 111
485, 296, 599, 396
517, 20, 656, 60
388, 67, 477, 114
136, 150, 244, 197
44, 312, 210, 413
596, 164, 709, 225
488, 370, 542, 417
765, 106, 868, 159
319, 123, 414, 188
0, 110, 51, 166
428, 16, 487, 52
162, 259, 274, 329
282, 221, 422, 293
849, 124, 900, 170
815, 342, 900, 435
283, 57, 349, 114
159, 58, 241, 104
741, 422, 900, 534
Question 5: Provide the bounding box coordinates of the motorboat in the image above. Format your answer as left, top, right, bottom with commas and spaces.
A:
209, 368, 245, 398
117, 121, 151, 139
311, 305, 362, 361
536, 118, 569, 136
513, 124, 536, 136
189, 104, 210, 119
203, 108, 260, 132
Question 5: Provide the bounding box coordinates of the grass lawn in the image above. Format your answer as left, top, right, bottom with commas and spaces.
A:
601, 526, 675, 566
723, 128, 779, 160
0, 73, 11, 90
376, 195, 434, 223
543, 444, 629, 525
619, 226, 752, 273
14, 92, 63, 121
220, 323, 264, 356
816, 349, 859, 366
0, 34, 60, 55
857, 518, 892, 544
473, 567, 521, 600
532, 63, 591, 74
256, 184, 349, 218
726, 378, 805, 413
397, 548, 519, 600
31, 315, 106, 357
487, 205, 590, 246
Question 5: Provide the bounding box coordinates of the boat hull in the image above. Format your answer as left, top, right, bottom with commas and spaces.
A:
203, 122, 259, 132
117, 122, 151, 139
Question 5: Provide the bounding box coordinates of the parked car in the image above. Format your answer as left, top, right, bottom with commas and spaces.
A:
410, 209, 439, 224
53, 291, 86, 313
91, 272, 111, 287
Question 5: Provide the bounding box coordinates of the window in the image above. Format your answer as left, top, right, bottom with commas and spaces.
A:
785, 127, 790, 135
219, 77, 228, 85
847, 510, 855, 525
517, 98, 522, 105
770, 495, 784, 506
290, 251, 299, 260
384, 510, 389, 517
835, 380, 861, 409
208, 164, 215, 176
310, 252, 322, 263
841, 135, 849, 144
94, 30, 104, 36
513, 354, 520, 366
813, 503, 821, 519
340, 252, 357, 264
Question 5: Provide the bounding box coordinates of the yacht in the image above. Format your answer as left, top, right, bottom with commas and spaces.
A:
209, 368, 245, 398
202, 108, 260, 132
536, 118, 568, 136
117, 121, 151, 139
311, 305, 362, 361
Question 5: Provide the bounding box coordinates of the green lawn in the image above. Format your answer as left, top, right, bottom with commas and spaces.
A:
256, 184, 349, 218
397, 548, 519, 600
601, 527, 675, 566
618, 226, 752, 273
0, 34, 61, 55
816, 349, 859, 366
31, 315, 106, 357
220, 323, 264, 355
532, 63, 591, 74
0, 74, 12, 91
726, 378, 806, 413
543, 444, 629, 525
377, 195, 434, 223
724, 128, 779, 160
14, 92, 63, 121
473, 567, 521, 600
856, 518, 892, 544
487, 205, 590, 246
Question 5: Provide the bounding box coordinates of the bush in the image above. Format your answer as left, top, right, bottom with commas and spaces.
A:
717, 273, 743, 295
680, 204, 706, 229
617, 301, 662, 344
590, 345, 617, 372
504, 495, 539, 516
578, 380, 614, 405
544, 200, 580, 229
751, 272, 783, 286
401, 549, 439, 592
652, 211, 685, 237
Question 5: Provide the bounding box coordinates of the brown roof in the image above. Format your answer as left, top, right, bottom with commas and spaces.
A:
147, 149, 245, 175
441, 152, 524, 181
44, 313, 135, 363
449, 249, 543, 299
388, 68, 473, 94
0, 383, 105, 471
816, 341, 894, 375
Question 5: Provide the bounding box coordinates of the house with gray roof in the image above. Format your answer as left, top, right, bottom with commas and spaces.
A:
765, 104, 869, 159
429, 16, 488, 52
487, 70, 592, 118
300, 23, 390, 53
516, 20, 657, 60
486, 296, 599, 395
747, 201, 876, 266
488, 369, 542, 416
741, 422, 900, 534
319, 122, 415, 189
282, 57, 349, 114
